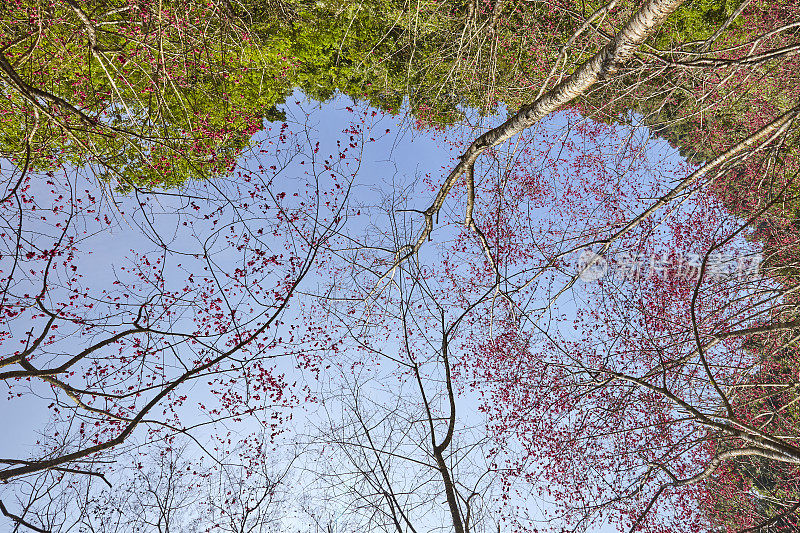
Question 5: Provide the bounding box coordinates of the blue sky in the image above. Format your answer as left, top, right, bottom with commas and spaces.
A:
0, 93, 760, 532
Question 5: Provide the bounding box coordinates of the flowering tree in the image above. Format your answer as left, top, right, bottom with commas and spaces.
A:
318, 0, 800, 530
2, 0, 800, 531
0, 102, 369, 530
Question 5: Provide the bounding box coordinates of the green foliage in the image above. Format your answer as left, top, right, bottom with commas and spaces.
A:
1, 0, 481, 187
1, 0, 793, 194
0, 0, 285, 187
654, 0, 742, 47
